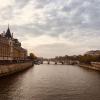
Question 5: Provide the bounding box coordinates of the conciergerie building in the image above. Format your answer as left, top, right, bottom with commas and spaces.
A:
0, 25, 27, 64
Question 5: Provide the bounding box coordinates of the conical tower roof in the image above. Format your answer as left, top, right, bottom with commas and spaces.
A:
5, 25, 12, 38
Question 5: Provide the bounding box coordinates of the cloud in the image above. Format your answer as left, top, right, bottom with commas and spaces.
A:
0, 0, 100, 57
14, 0, 31, 8
0, 0, 14, 9
34, 43, 88, 58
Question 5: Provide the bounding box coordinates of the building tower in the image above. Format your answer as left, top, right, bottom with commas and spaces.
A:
5, 24, 12, 39
5, 25, 13, 61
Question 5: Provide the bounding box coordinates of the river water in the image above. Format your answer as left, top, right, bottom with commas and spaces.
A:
0, 64, 100, 100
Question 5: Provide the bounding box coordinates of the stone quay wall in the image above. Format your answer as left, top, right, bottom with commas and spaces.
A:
79, 62, 100, 71
0, 62, 33, 77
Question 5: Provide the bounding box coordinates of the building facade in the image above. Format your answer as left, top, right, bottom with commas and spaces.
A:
0, 26, 27, 63
85, 50, 100, 56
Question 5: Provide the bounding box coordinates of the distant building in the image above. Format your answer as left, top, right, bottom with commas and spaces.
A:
85, 50, 100, 56
0, 25, 27, 62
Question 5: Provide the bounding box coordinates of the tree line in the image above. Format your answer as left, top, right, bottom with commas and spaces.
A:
54, 54, 100, 64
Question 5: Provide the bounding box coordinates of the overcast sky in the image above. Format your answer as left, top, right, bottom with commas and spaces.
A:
0, 0, 100, 58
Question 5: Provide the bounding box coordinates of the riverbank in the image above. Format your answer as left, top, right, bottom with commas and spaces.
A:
79, 63, 100, 71
0, 62, 33, 77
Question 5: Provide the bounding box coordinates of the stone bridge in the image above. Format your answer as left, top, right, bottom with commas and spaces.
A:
43, 59, 79, 65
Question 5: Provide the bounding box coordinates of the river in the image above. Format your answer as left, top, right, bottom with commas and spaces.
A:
0, 64, 100, 100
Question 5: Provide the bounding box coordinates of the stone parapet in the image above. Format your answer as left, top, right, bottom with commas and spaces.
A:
0, 62, 33, 77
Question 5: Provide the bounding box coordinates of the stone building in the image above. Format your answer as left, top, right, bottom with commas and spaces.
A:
85, 50, 100, 56
0, 26, 27, 63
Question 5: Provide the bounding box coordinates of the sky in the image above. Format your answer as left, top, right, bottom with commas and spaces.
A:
0, 0, 100, 58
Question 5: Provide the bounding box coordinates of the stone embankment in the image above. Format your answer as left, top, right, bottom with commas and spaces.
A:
0, 62, 33, 77
79, 62, 100, 71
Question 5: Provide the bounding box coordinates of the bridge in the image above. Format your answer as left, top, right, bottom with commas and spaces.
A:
43, 59, 79, 65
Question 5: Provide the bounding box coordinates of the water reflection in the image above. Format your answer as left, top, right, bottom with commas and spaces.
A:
0, 65, 100, 100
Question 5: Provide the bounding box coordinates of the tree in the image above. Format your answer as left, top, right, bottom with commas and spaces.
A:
78, 55, 100, 64
29, 53, 37, 60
